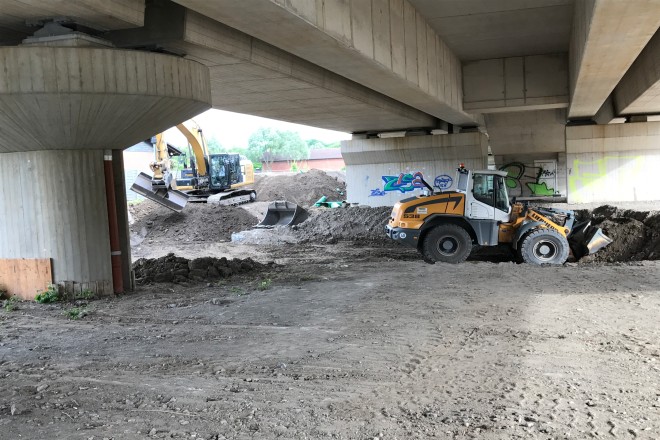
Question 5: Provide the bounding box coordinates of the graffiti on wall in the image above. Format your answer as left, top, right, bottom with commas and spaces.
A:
433, 174, 453, 190
499, 162, 557, 197
369, 188, 386, 197
568, 156, 643, 201
381, 172, 426, 193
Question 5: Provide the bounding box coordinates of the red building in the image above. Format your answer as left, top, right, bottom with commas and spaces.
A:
268, 148, 345, 172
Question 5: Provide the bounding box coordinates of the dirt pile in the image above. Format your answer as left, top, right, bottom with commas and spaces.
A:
253, 169, 346, 207
579, 205, 660, 262
130, 200, 258, 246
133, 253, 267, 284
293, 206, 391, 243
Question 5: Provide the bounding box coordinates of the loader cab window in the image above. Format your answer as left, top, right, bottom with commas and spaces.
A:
472, 174, 510, 213
494, 176, 510, 213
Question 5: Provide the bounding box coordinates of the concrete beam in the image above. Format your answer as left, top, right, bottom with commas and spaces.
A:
173, 0, 474, 126
614, 30, 660, 116
109, 1, 436, 133
463, 53, 569, 113
568, 0, 660, 119
485, 109, 567, 156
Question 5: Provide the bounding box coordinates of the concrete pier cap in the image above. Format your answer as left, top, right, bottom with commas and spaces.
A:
0, 45, 212, 297
0, 45, 212, 152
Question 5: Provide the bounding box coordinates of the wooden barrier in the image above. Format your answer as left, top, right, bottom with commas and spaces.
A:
0, 259, 53, 300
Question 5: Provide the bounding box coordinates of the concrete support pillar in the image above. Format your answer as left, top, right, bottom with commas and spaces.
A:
0, 150, 114, 294
341, 133, 488, 207
0, 44, 212, 297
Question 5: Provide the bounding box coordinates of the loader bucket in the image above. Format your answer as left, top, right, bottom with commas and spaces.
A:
568, 221, 613, 259
256, 201, 308, 228
130, 172, 189, 212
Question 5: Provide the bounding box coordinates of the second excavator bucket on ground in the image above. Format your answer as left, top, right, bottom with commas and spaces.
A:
256, 201, 308, 228
130, 172, 189, 212
568, 221, 613, 259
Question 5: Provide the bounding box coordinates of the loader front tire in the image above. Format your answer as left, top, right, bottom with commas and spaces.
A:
422, 224, 472, 264
519, 228, 569, 265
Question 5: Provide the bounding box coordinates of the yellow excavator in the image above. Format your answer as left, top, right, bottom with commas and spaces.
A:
131, 121, 256, 212
386, 165, 612, 265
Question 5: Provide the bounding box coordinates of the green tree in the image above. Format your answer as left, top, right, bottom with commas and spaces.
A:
306, 139, 325, 150
247, 128, 309, 171
205, 136, 223, 154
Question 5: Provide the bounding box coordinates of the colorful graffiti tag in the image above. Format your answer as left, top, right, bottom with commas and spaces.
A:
369, 188, 386, 197
499, 162, 557, 197
382, 172, 425, 193
433, 174, 453, 190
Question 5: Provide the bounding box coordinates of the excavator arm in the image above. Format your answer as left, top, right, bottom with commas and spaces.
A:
175, 121, 208, 177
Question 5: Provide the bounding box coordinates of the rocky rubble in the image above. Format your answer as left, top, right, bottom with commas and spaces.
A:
133, 253, 267, 284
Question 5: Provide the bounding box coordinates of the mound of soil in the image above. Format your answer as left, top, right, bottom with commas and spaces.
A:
133, 253, 267, 284
294, 206, 392, 243
579, 206, 660, 262
130, 200, 258, 246
253, 169, 346, 207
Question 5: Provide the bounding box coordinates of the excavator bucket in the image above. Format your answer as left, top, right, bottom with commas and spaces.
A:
256, 201, 309, 228
568, 221, 613, 259
130, 172, 189, 212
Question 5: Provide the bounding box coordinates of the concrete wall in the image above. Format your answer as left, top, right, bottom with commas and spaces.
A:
341, 133, 488, 206
0, 150, 113, 294
494, 153, 567, 199
485, 109, 567, 156
463, 53, 569, 113
566, 122, 660, 203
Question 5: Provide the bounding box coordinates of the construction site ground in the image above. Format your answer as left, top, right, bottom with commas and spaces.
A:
2, 171, 660, 440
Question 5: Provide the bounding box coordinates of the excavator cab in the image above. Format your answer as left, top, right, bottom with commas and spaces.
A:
208, 154, 242, 190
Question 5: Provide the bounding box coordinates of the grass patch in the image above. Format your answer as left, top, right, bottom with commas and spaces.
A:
3, 296, 19, 312
257, 278, 273, 291
230, 286, 245, 296
64, 307, 88, 320
75, 289, 95, 300
35, 285, 60, 304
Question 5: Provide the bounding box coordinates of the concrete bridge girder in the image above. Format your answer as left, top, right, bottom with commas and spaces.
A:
173, 0, 475, 126
568, 0, 660, 120
108, 1, 437, 133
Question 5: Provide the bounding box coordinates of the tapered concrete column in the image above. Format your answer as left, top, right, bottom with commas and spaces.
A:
0, 150, 113, 293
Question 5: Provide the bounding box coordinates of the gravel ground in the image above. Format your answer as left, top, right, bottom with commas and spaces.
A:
1, 244, 659, 439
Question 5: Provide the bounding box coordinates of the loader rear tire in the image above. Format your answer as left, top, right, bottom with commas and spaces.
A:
422, 224, 472, 264
519, 228, 569, 265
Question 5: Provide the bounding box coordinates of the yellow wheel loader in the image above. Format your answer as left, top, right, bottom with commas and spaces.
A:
386, 165, 612, 265
131, 121, 256, 212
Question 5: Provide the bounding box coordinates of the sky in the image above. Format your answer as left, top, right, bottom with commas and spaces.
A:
164, 109, 351, 150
